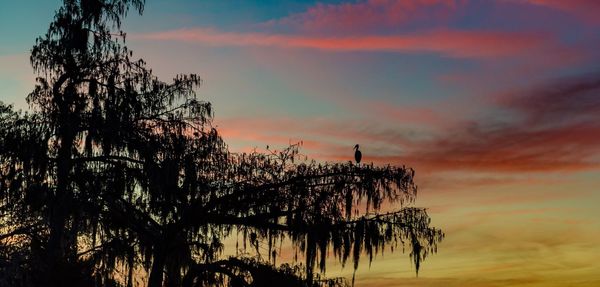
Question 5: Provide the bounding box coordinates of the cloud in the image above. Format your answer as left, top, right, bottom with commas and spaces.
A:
268, 0, 464, 34
398, 74, 600, 172
131, 0, 600, 174
418, 172, 567, 192
521, 0, 600, 24
134, 28, 548, 59
498, 76, 600, 125
221, 74, 600, 174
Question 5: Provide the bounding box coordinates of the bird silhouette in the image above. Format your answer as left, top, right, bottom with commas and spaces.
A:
354, 144, 362, 164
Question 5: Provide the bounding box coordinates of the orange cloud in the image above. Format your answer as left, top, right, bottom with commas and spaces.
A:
135, 28, 548, 59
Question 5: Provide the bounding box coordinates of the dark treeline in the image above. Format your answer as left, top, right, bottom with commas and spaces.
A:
0, 1, 443, 286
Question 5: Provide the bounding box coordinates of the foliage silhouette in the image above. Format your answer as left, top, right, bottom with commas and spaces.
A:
0, 1, 443, 286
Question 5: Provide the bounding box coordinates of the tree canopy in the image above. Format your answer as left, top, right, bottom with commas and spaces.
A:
0, 1, 443, 287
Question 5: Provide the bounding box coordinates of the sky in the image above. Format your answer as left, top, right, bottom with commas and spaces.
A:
1, 0, 600, 286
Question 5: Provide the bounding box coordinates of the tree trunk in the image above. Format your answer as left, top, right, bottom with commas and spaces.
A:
148, 246, 166, 287
45, 91, 75, 286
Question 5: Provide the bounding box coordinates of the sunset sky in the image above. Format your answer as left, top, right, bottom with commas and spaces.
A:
1, 0, 600, 286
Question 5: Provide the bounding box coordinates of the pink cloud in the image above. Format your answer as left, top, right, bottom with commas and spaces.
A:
270, 0, 464, 34
136, 28, 548, 59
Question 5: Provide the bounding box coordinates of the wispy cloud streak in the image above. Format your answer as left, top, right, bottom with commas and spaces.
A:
135, 28, 547, 59
268, 0, 464, 34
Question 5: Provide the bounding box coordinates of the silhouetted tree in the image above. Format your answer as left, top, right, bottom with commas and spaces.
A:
0, 1, 443, 287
